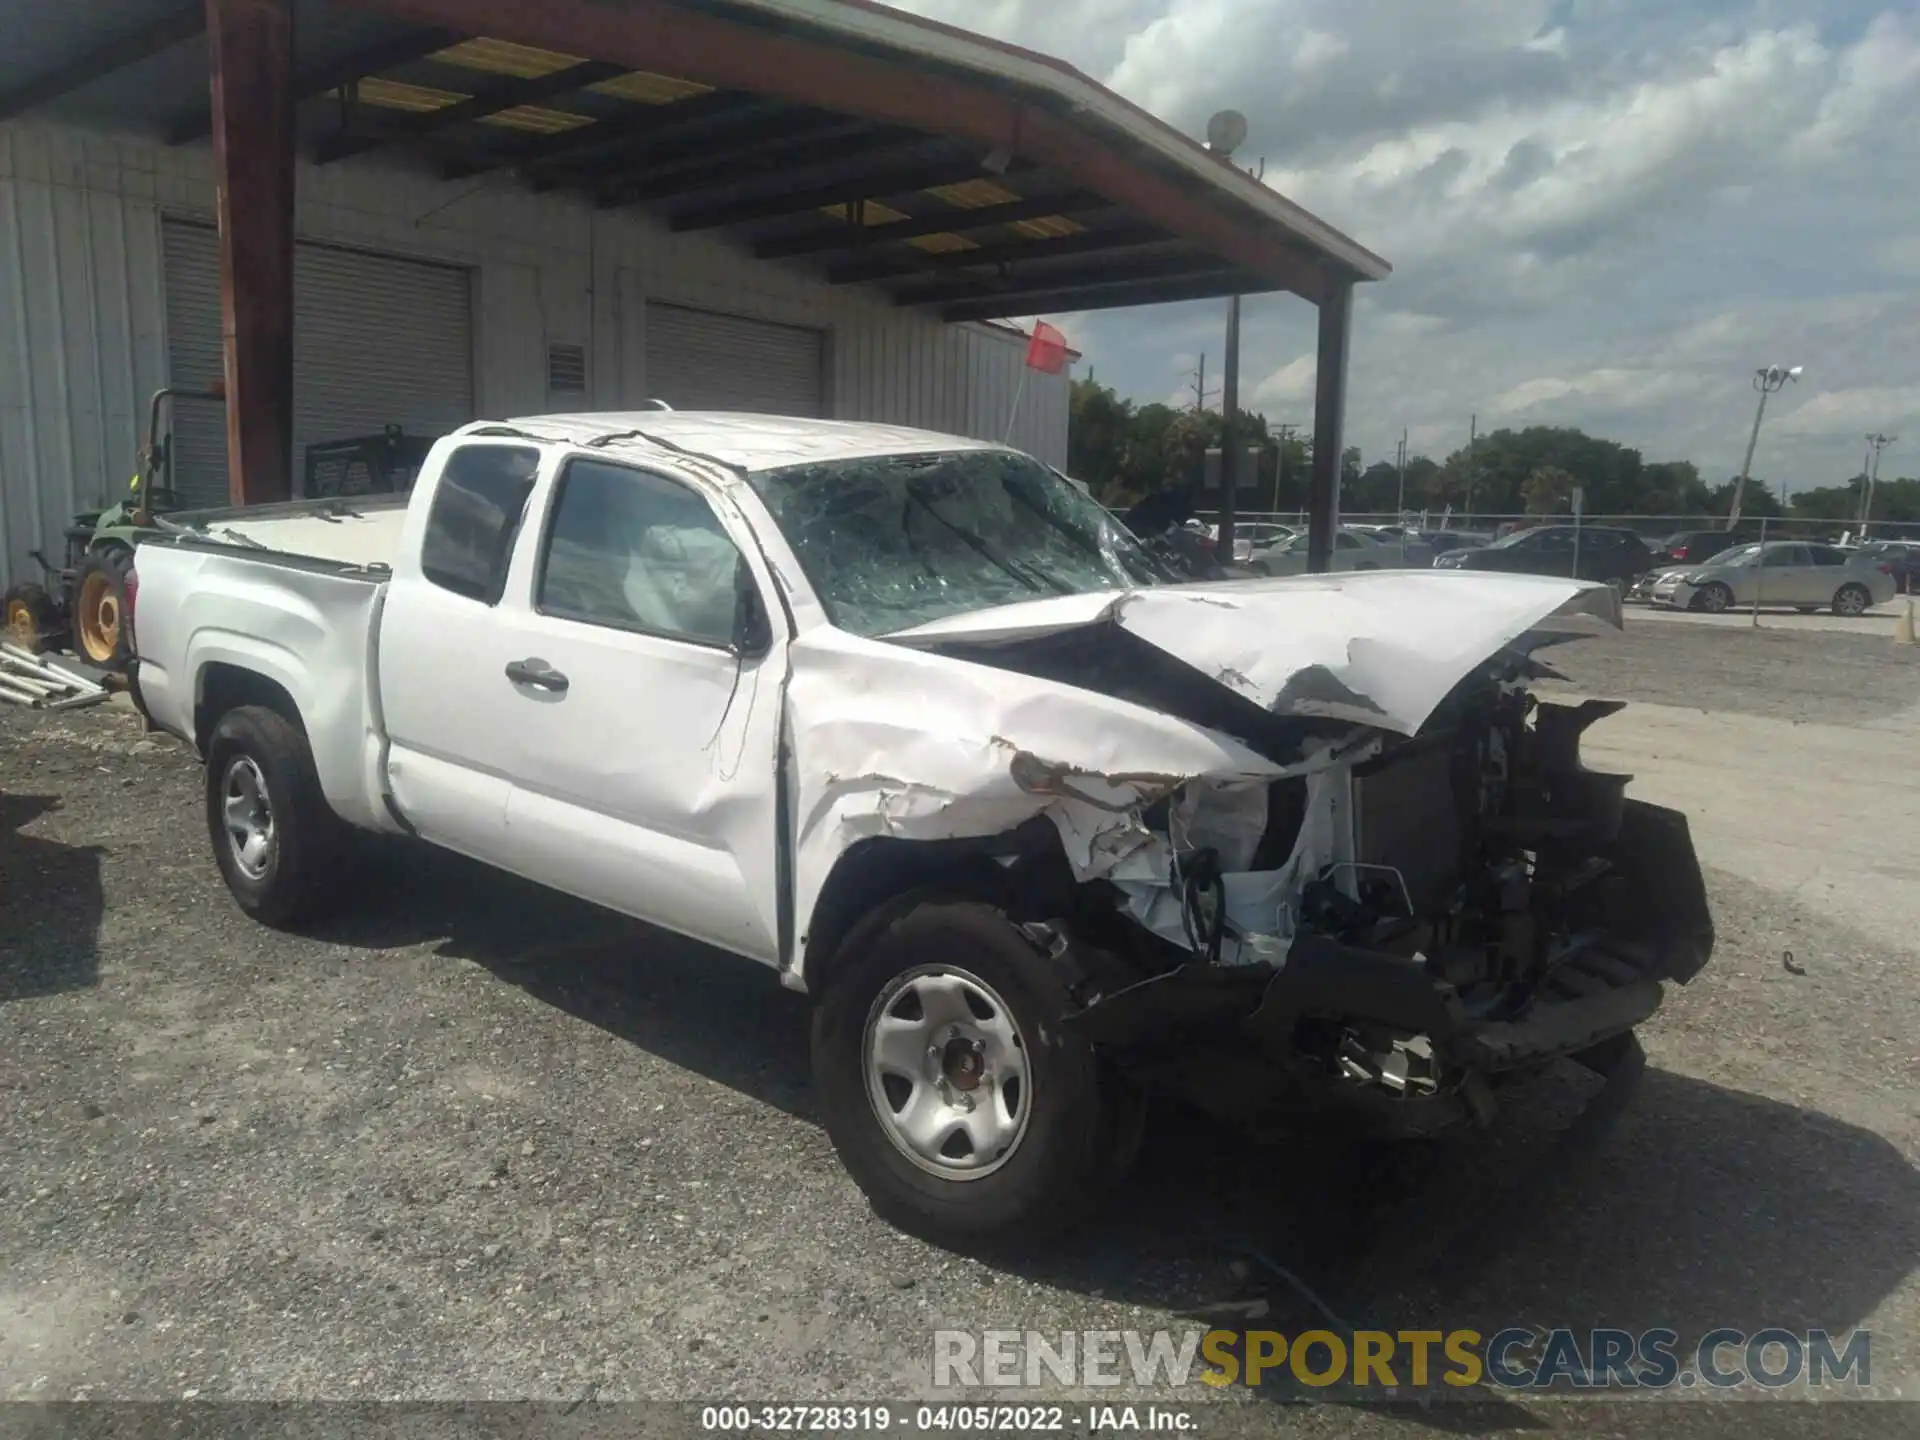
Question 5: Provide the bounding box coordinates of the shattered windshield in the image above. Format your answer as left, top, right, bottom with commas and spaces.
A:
748, 449, 1167, 633
748, 449, 1169, 636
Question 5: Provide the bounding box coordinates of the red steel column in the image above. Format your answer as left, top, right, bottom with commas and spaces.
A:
206, 0, 295, 505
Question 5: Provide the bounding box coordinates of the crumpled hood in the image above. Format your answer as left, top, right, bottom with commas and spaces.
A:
885, 569, 1621, 738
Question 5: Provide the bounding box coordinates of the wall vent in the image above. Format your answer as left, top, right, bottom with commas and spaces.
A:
547, 342, 588, 393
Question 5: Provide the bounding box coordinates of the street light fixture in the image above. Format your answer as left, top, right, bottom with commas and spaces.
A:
1728, 364, 1801, 527
1863, 432, 1897, 534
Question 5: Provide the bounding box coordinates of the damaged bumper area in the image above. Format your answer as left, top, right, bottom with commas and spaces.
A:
1054, 737, 1715, 1136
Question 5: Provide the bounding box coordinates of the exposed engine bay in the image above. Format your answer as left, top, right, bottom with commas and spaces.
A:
991, 655, 1713, 1135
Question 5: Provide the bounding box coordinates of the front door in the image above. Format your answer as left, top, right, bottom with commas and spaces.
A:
494, 454, 789, 964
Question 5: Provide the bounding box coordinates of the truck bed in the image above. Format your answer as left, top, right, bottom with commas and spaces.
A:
161, 495, 409, 569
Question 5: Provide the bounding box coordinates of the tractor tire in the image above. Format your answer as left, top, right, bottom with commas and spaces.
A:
73, 548, 134, 669
4, 583, 57, 653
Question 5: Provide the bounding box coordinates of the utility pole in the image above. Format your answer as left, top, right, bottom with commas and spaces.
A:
1396, 428, 1408, 518
1863, 432, 1897, 533
1188, 353, 1216, 412
1466, 414, 1477, 522
1730, 364, 1802, 526
1270, 423, 1296, 514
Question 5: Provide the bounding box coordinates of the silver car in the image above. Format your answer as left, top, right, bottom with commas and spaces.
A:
1649, 541, 1898, 615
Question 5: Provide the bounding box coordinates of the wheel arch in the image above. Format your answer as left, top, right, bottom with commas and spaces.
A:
794, 821, 1079, 996
195, 662, 308, 755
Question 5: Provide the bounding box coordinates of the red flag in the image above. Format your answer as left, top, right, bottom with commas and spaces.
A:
1024, 321, 1069, 375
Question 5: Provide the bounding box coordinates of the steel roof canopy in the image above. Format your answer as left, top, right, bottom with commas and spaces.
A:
0, 0, 1390, 317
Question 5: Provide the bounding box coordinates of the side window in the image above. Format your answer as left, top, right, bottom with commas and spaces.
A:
420, 445, 542, 603
538, 457, 744, 647
1760, 545, 1807, 568
1533, 530, 1573, 552
1336, 533, 1362, 550
1808, 546, 1848, 566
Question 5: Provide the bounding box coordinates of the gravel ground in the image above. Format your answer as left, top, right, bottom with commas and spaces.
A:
2, 623, 1917, 1436
1543, 616, 1920, 725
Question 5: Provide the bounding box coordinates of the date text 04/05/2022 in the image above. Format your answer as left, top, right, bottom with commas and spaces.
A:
699, 1404, 1198, 1432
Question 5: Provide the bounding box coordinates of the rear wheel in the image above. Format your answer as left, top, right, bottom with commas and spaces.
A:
205, 706, 345, 928
73, 548, 133, 667
1833, 583, 1871, 617
3, 583, 56, 652
1694, 582, 1734, 613
812, 894, 1120, 1247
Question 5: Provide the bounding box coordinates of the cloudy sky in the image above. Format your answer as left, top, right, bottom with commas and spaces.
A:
889, 0, 1919, 487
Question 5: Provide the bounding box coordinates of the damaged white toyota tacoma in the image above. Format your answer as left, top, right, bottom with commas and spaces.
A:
128, 414, 1713, 1243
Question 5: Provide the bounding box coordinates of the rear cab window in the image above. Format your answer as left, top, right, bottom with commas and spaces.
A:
419, 444, 543, 603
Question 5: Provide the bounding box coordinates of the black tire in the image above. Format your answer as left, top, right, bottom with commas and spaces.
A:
4, 582, 57, 652
204, 705, 345, 929
1693, 582, 1733, 614
811, 894, 1115, 1248
73, 547, 134, 668
1833, 583, 1872, 618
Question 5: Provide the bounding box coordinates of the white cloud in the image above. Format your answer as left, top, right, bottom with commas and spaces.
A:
886, 0, 1920, 484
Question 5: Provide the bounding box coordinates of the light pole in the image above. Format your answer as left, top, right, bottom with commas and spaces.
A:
1729, 364, 1801, 526
1206, 109, 1249, 563
1862, 433, 1896, 534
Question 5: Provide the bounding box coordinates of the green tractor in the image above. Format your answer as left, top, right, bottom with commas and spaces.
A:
5, 383, 224, 669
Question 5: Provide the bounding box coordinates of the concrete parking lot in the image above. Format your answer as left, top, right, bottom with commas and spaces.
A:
3, 618, 1918, 1434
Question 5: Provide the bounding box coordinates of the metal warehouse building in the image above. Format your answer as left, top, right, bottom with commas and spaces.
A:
0, 0, 1387, 591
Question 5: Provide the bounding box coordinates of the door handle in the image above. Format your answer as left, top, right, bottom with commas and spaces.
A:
505, 658, 569, 693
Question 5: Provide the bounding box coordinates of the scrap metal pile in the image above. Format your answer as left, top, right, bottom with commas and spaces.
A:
0, 643, 110, 711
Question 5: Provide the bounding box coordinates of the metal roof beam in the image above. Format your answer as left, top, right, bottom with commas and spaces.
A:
898, 253, 1235, 308
166, 25, 461, 145
482, 93, 786, 184
0, 3, 205, 123
315, 58, 628, 165
668, 154, 1017, 233
754, 193, 1113, 261
599, 122, 905, 209
827, 223, 1168, 286
935, 269, 1257, 322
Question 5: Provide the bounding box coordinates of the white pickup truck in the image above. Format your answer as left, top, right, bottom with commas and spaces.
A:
130, 412, 1714, 1244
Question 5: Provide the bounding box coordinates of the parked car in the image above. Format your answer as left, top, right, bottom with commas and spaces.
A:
1654, 528, 1768, 567
1434, 525, 1655, 587
1422, 530, 1492, 556
1247, 526, 1418, 574
1859, 541, 1920, 595
1225, 522, 1295, 564
130, 412, 1712, 1246
1649, 541, 1899, 615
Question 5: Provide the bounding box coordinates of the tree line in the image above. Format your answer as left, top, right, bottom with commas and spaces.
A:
1068, 376, 1918, 522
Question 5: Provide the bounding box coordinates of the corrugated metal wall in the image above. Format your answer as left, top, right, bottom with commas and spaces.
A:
0, 119, 1070, 589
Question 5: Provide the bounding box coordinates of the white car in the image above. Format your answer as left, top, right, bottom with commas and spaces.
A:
1248, 526, 1415, 574
1649, 541, 1897, 615
130, 412, 1712, 1246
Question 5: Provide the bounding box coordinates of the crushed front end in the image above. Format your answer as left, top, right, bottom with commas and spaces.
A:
1052, 663, 1714, 1136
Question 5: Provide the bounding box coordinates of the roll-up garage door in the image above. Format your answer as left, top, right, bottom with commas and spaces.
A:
644, 303, 825, 417
163, 221, 474, 505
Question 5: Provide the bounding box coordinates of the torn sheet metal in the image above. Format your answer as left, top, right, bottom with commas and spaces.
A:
885, 570, 1622, 738
784, 627, 1309, 971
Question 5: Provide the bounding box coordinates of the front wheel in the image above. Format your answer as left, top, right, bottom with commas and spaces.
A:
205, 705, 345, 928
1833, 583, 1872, 617
1693, 582, 1734, 614
811, 896, 1117, 1247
